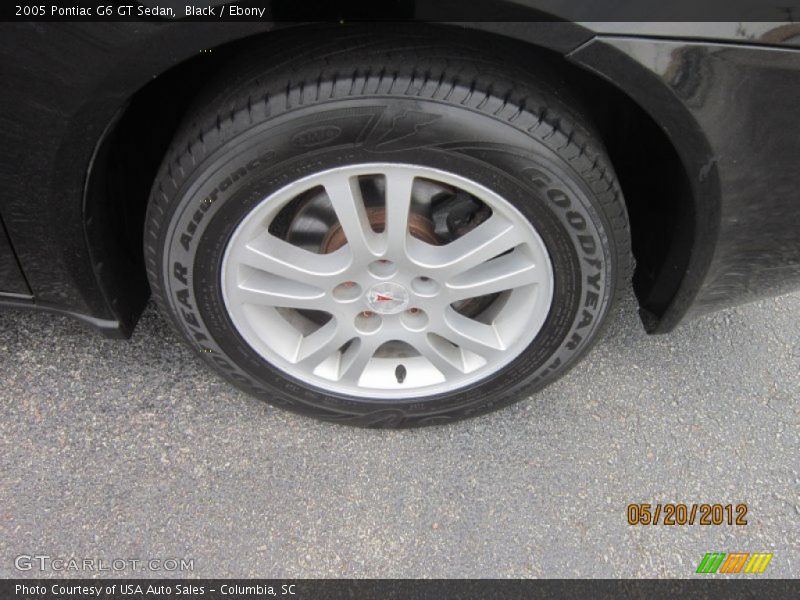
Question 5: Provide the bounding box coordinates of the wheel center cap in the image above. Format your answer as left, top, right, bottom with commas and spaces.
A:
366, 282, 410, 315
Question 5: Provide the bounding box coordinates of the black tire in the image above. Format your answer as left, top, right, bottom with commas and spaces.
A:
144, 27, 632, 427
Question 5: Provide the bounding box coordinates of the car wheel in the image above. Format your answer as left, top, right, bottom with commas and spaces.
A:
144, 30, 631, 427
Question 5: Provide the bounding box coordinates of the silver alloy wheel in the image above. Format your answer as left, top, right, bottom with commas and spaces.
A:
221, 163, 554, 399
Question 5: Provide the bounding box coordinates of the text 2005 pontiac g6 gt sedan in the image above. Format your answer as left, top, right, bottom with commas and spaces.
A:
2, 18, 799, 426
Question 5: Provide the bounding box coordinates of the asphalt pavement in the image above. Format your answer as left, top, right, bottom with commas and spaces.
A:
1, 288, 798, 578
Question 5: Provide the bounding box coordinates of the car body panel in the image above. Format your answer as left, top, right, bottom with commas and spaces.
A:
571, 37, 800, 328
580, 22, 800, 49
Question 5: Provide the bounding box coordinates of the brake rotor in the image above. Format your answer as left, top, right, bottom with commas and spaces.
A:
321, 207, 440, 253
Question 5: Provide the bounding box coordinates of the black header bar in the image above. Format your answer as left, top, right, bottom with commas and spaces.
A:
4, 0, 800, 22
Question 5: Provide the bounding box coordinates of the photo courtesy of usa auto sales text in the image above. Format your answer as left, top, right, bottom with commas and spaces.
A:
15, 584, 298, 596
16, 584, 203, 596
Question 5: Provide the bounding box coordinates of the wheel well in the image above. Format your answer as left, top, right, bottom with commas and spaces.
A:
556, 59, 696, 330
95, 23, 695, 333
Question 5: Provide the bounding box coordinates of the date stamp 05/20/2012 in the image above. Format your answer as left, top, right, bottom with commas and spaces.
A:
627, 503, 749, 526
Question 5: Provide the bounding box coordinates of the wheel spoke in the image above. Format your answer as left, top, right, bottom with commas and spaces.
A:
338, 337, 380, 385
323, 173, 378, 257
446, 248, 541, 301
433, 307, 506, 358
295, 319, 350, 367
237, 231, 347, 285
384, 169, 415, 256
233, 277, 327, 310
410, 214, 524, 278
412, 333, 466, 379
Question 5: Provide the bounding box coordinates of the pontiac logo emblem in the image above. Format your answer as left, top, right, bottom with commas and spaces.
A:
366, 282, 409, 314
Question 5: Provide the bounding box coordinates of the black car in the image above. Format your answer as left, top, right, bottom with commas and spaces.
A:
2, 16, 799, 426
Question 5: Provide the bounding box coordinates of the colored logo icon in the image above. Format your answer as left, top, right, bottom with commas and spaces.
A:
696, 552, 773, 574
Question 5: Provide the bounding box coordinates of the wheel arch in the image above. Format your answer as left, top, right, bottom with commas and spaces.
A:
85, 22, 709, 335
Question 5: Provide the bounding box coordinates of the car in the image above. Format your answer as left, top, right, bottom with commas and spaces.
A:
2, 17, 799, 427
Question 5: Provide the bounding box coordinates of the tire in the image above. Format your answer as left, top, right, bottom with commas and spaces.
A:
144, 27, 632, 428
